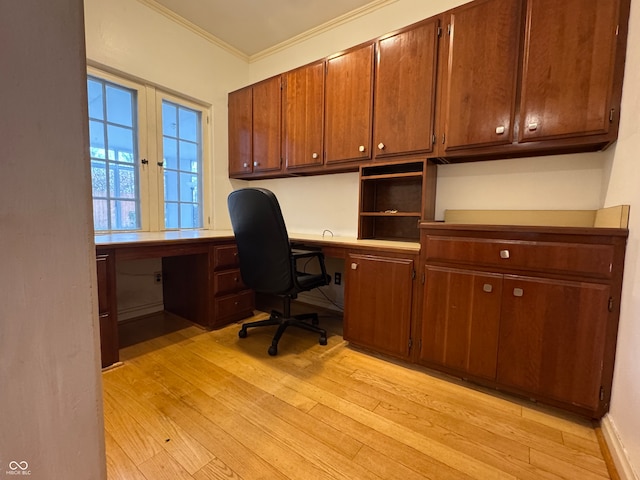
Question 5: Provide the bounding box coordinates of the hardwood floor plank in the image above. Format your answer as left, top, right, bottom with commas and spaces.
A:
103, 313, 612, 480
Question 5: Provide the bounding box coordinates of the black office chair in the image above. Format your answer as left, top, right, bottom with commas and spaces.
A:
227, 187, 330, 356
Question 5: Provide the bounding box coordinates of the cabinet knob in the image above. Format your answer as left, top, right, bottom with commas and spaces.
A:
234, 301, 239, 306
483, 283, 493, 293
500, 250, 510, 259
495, 126, 505, 135
253, 161, 258, 167
358, 145, 365, 153
513, 288, 524, 297
312, 152, 318, 159
234, 277, 239, 282
243, 162, 248, 168
351, 263, 358, 270
528, 122, 538, 131
377, 142, 385, 150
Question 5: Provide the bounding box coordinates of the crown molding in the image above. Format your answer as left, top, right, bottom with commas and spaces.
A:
135, 0, 250, 62
135, 0, 398, 64
248, 0, 398, 63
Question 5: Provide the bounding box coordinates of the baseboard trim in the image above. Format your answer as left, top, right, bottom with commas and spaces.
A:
118, 302, 164, 322
601, 414, 639, 480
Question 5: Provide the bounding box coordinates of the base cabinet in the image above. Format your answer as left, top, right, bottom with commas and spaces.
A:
418, 224, 627, 417
344, 252, 415, 359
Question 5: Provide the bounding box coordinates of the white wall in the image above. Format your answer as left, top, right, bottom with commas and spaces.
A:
0, 1, 106, 478
601, 0, 640, 475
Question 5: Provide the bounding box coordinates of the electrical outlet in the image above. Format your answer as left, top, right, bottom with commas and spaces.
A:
334, 272, 341, 285
154, 272, 162, 284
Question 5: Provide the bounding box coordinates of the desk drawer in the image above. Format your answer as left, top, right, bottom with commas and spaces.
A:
213, 244, 239, 270
214, 269, 246, 295
424, 236, 614, 278
214, 290, 254, 323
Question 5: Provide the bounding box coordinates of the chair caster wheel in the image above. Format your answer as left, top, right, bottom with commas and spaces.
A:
319, 336, 327, 346
238, 328, 247, 338
268, 345, 278, 356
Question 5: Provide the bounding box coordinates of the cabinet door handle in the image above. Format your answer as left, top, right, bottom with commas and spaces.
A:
377, 142, 385, 150
483, 283, 493, 293
358, 145, 366, 152
253, 161, 258, 167
528, 122, 538, 131
312, 152, 319, 159
513, 288, 524, 297
351, 263, 358, 270
243, 162, 248, 168
500, 250, 510, 259
495, 126, 505, 135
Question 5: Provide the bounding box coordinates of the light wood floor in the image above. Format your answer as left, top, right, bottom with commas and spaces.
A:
103, 309, 615, 480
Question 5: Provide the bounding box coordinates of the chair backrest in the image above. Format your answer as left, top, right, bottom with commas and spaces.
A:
227, 188, 293, 294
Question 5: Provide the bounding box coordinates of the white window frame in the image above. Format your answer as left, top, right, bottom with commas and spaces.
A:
88, 66, 212, 232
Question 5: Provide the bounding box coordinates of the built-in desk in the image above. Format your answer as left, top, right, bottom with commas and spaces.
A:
95, 230, 419, 368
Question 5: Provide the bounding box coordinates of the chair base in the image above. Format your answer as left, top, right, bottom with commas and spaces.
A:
238, 309, 328, 356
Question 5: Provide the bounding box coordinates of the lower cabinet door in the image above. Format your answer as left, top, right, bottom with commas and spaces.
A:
420, 265, 502, 379
344, 253, 413, 358
497, 275, 610, 410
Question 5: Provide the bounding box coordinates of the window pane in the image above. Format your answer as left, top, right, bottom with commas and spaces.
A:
164, 170, 178, 202
180, 203, 199, 229
179, 141, 198, 172
179, 173, 198, 203
88, 76, 140, 231
178, 108, 198, 142
91, 160, 107, 197
106, 85, 133, 127
163, 137, 178, 170
161, 99, 203, 230
111, 200, 138, 230
162, 102, 177, 137
165, 203, 179, 229
93, 199, 108, 231
107, 125, 135, 163
87, 79, 104, 121
89, 120, 106, 159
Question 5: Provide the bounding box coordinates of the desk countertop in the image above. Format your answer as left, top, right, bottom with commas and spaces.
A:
95, 230, 420, 253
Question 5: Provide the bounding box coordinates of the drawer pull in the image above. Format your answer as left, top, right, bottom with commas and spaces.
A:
500, 250, 510, 259
483, 283, 493, 293
513, 288, 524, 297
351, 263, 358, 270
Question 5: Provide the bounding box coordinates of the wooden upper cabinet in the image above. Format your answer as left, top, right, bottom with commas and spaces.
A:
228, 86, 253, 176
324, 43, 374, 165
374, 19, 439, 158
252, 76, 282, 174
282, 61, 325, 171
438, 0, 522, 152
228, 76, 281, 178
518, 0, 621, 142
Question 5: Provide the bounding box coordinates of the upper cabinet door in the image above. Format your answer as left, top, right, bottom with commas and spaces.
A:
252, 76, 282, 174
324, 43, 374, 165
439, 0, 522, 152
282, 61, 325, 171
374, 19, 439, 158
519, 0, 620, 142
228, 86, 252, 176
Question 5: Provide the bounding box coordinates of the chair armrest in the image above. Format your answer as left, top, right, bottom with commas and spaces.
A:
290, 249, 329, 287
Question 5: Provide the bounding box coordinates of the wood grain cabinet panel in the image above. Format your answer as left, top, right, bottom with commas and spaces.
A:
438, 0, 522, 152
497, 275, 610, 410
325, 43, 374, 165
518, 0, 620, 142
283, 61, 325, 171
419, 224, 627, 418
374, 19, 439, 158
420, 266, 502, 380
228, 76, 282, 178
344, 253, 414, 359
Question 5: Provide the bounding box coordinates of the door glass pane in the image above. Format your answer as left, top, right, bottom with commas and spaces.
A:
87, 75, 140, 231
161, 100, 202, 229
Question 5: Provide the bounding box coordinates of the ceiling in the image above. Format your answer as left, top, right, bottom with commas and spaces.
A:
148, 0, 383, 58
